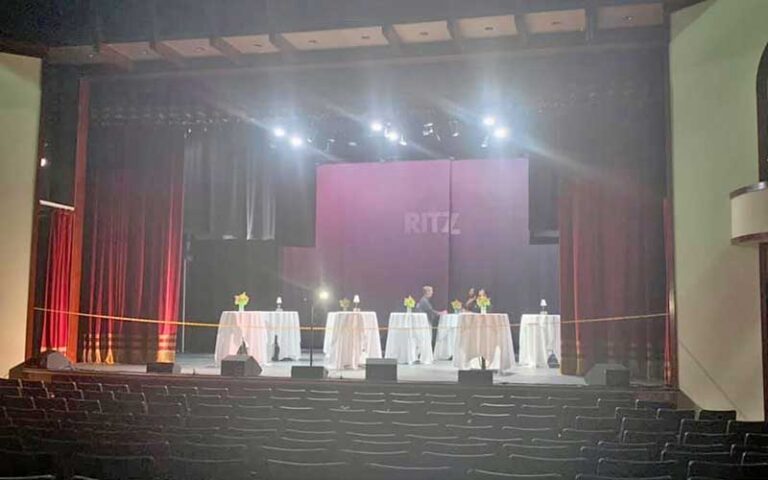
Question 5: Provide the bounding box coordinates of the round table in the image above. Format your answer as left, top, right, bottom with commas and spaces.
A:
384, 312, 434, 365
214, 311, 269, 366
262, 310, 302, 360
323, 311, 382, 370
518, 314, 561, 368
453, 312, 516, 374
434, 313, 460, 360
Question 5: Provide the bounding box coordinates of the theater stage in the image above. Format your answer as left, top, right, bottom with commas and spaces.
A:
71, 352, 588, 386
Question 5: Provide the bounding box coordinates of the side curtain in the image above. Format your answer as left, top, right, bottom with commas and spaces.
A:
559, 177, 668, 381
40, 209, 74, 354
81, 125, 184, 364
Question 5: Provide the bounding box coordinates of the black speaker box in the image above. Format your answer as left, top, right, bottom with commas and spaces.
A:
458, 369, 494, 386
147, 362, 181, 374
221, 355, 262, 377
290, 366, 328, 379
584, 363, 630, 387
366, 358, 397, 382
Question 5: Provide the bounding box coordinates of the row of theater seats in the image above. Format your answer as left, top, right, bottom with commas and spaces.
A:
1, 376, 767, 480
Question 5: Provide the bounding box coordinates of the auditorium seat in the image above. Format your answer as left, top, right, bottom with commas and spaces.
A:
446, 424, 496, 438
575, 417, 618, 431
501, 454, 591, 479
469, 470, 562, 480
576, 476, 671, 480
167, 386, 198, 396
420, 451, 498, 468
560, 428, 618, 443
77, 382, 103, 392
363, 462, 458, 480
682, 432, 739, 445
349, 439, 414, 452
501, 426, 557, 441
595, 458, 677, 479
114, 392, 145, 403
0, 450, 57, 477
423, 441, 490, 455
190, 403, 234, 417
635, 400, 675, 411
49, 382, 76, 392
688, 460, 768, 480
597, 399, 634, 416
655, 409, 695, 422
266, 459, 349, 480
745, 432, 768, 449
661, 450, 732, 479
140, 385, 168, 397
520, 405, 559, 416
620, 418, 679, 434
0, 436, 24, 451
679, 419, 728, 435
516, 414, 560, 429
82, 391, 114, 402
173, 441, 246, 461
615, 408, 655, 420
504, 444, 582, 458
563, 407, 602, 428
698, 410, 737, 421
2, 397, 34, 410
169, 456, 250, 480
33, 398, 66, 411
51, 390, 82, 400
662, 442, 730, 454
579, 446, 653, 463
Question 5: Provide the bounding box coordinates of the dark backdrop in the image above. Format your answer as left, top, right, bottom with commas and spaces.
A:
184, 239, 280, 353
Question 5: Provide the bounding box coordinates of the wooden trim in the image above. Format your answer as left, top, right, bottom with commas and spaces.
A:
150, 41, 186, 68
95, 44, 133, 72
662, 39, 678, 388
66, 79, 90, 362
0, 39, 48, 59
757, 42, 768, 419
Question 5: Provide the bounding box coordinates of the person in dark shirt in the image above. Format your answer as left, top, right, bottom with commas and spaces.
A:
464, 287, 478, 312
416, 285, 444, 346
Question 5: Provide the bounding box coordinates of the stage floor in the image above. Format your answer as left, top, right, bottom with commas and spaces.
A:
74, 352, 587, 386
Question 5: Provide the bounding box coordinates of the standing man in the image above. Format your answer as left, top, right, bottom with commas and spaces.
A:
416, 285, 444, 347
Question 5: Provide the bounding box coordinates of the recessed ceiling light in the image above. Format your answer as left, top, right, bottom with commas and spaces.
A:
194, 46, 205, 52
419, 31, 429, 36
623, 15, 634, 22
551, 21, 562, 26
141, 49, 150, 56
87, 52, 95, 59
361, 35, 371, 40
308, 39, 319, 44
253, 43, 263, 48
484, 26, 494, 31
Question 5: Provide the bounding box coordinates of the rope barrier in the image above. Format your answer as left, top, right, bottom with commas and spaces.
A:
33, 307, 666, 331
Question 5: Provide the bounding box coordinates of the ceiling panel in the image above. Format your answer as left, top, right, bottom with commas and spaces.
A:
598, 3, 664, 29
162, 38, 222, 58
525, 9, 586, 34
222, 34, 280, 54
456, 15, 517, 39
282, 26, 388, 50
393, 21, 452, 43
109, 41, 162, 61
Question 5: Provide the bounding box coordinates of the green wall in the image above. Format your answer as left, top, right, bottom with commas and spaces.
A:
0, 52, 41, 375
671, 0, 768, 419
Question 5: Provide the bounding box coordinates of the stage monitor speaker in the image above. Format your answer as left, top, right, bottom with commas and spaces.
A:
147, 362, 181, 374
291, 366, 328, 379
458, 369, 494, 386
9, 351, 73, 378
366, 358, 397, 382
221, 355, 262, 377
585, 363, 630, 387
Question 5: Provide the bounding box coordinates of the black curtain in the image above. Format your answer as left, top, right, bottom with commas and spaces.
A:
183, 124, 276, 241
183, 239, 280, 353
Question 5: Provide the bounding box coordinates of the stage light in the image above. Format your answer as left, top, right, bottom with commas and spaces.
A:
493, 126, 509, 139
448, 119, 460, 137
273, 127, 286, 138
422, 122, 435, 137
370, 121, 384, 133
385, 130, 400, 142
482, 116, 497, 127
289, 135, 304, 148
398, 136, 408, 146
39, 157, 48, 168
317, 289, 330, 301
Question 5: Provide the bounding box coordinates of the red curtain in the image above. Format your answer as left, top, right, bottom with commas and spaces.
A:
559, 176, 668, 381
40, 210, 74, 354
82, 125, 184, 364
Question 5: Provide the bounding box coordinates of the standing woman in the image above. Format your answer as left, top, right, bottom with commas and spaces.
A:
464, 287, 478, 312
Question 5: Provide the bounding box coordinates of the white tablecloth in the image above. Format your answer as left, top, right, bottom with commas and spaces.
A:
518, 314, 561, 368
323, 311, 382, 370
434, 313, 460, 360
214, 311, 269, 366
453, 313, 516, 374
263, 311, 302, 360
384, 312, 434, 365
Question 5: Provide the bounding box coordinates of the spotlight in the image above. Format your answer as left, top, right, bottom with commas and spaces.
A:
317, 289, 330, 301
289, 135, 304, 148
39, 157, 48, 168
448, 119, 460, 137
422, 122, 435, 137
385, 130, 400, 143
482, 116, 497, 127
370, 121, 384, 133
398, 136, 408, 147
493, 127, 509, 139
273, 127, 286, 138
